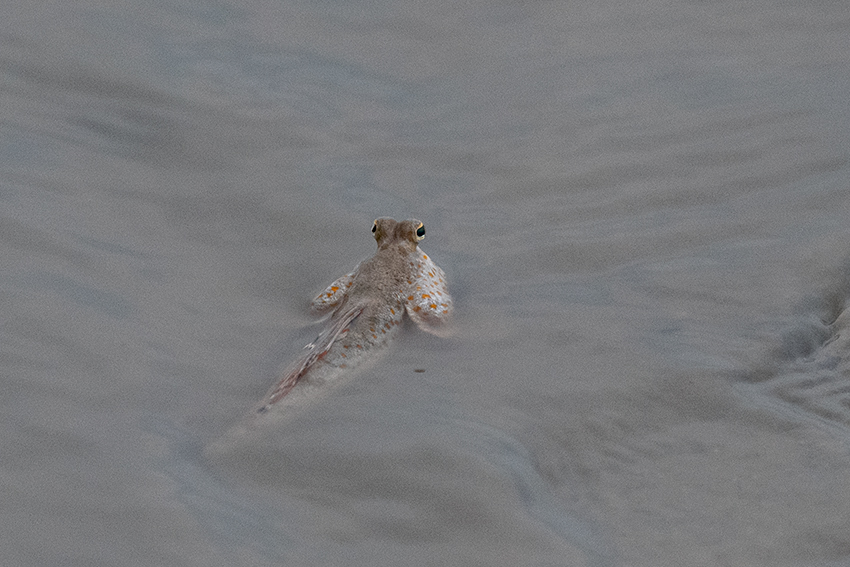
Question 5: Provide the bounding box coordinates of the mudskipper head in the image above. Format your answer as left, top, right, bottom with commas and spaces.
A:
372, 218, 425, 250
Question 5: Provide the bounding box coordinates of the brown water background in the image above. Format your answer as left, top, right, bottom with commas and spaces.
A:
2, 1, 850, 565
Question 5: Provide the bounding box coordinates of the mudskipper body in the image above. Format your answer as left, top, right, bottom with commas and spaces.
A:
255, 217, 453, 414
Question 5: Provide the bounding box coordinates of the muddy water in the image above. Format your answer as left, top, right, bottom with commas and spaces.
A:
2, 1, 850, 565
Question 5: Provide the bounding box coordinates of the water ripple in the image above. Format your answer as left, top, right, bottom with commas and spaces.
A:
738, 266, 850, 438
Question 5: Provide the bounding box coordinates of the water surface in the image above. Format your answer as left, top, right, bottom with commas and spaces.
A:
2, 1, 850, 566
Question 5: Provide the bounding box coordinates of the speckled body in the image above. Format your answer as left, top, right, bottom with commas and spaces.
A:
255, 217, 452, 414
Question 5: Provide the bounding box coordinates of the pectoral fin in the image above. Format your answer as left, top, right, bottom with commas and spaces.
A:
405, 253, 453, 336
310, 270, 357, 313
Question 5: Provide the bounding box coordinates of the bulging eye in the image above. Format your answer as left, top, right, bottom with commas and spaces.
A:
372, 220, 378, 233
416, 224, 425, 240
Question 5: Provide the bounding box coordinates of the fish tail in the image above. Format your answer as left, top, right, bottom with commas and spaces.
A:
256, 305, 364, 412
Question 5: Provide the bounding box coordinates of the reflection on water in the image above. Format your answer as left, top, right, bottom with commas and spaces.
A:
2, 0, 850, 565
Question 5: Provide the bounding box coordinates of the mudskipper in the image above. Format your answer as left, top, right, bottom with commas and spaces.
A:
255, 217, 453, 414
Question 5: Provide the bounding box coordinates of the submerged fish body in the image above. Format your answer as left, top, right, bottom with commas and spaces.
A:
255, 217, 453, 414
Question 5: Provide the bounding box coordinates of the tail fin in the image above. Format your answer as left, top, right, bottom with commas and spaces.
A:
257, 305, 365, 412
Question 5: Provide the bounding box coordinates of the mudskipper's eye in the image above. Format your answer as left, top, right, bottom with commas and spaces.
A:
372, 220, 378, 233
415, 224, 425, 240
